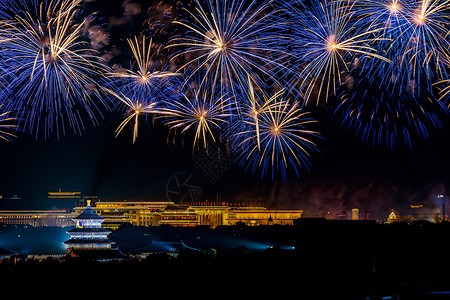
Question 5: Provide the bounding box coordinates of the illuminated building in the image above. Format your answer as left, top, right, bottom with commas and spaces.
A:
159, 205, 199, 227
74, 201, 303, 229
226, 207, 302, 226
48, 189, 81, 199
48, 188, 82, 209
352, 208, 359, 221
64, 201, 114, 250
387, 211, 399, 223
0, 210, 75, 226
76, 201, 174, 229
64, 201, 124, 261
191, 205, 230, 227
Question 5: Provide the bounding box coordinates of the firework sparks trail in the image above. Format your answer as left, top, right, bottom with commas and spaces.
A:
160, 74, 233, 150
0, 105, 18, 142
335, 72, 448, 149
286, 0, 391, 104
351, 0, 450, 95
168, 0, 288, 104
104, 35, 179, 143
230, 90, 321, 181
0, 0, 110, 139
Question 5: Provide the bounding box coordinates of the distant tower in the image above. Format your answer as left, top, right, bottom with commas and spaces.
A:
438, 194, 447, 222
352, 208, 359, 221
64, 201, 123, 261
387, 210, 399, 224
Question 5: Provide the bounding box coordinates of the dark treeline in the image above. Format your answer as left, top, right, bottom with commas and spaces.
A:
1, 220, 450, 299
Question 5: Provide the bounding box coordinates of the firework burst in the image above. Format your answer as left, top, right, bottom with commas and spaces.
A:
109, 35, 179, 98
402, 0, 450, 92
168, 0, 287, 100
287, 0, 390, 104
0, 0, 109, 138
353, 0, 450, 94
234, 76, 285, 150
335, 73, 447, 149
0, 0, 34, 19
160, 77, 232, 150
231, 91, 321, 181
0, 105, 18, 142
104, 35, 179, 143
106, 88, 159, 144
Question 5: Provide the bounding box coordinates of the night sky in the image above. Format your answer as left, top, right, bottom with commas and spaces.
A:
1, 0, 449, 219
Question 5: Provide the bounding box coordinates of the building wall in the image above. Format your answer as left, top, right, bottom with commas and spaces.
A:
0, 211, 75, 227
83, 201, 172, 228
1, 203, 303, 228
72, 202, 303, 228
193, 206, 230, 227
227, 209, 303, 226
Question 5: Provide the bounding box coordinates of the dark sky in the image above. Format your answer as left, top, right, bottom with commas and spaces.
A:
1, 102, 449, 218
0, 0, 449, 218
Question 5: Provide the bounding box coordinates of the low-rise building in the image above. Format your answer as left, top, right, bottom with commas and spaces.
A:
0, 210, 75, 227
74, 201, 303, 228
0, 201, 303, 228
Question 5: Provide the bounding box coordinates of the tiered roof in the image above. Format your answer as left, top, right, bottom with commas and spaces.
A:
72, 205, 104, 220
63, 201, 124, 261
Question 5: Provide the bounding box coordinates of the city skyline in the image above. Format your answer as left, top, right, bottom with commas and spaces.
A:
0, 112, 448, 220
0, 0, 449, 219
2, 1, 450, 297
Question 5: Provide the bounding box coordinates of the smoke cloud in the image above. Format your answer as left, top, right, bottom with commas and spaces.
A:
230, 177, 446, 221
109, 0, 142, 27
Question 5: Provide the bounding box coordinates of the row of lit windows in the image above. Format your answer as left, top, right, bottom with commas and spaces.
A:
140, 215, 156, 219
77, 220, 103, 226
161, 216, 197, 220
229, 214, 301, 219
69, 244, 111, 249
0, 219, 34, 224
69, 234, 109, 239
0, 215, 34, 218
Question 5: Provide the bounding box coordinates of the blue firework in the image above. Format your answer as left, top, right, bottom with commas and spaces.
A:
160, 73, 233, 150
0, 0, 109, 138
229, 90, 321, 181
352, 0, 450, 95
285, 0, 390, 104
104, 35, 179, 143
168, 0, 288, 100
334, 70, 448, 149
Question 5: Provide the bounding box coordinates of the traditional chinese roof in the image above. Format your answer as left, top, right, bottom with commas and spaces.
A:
64, 238, 115, 245
67, 227, 110, 233
73, 205, 104, 220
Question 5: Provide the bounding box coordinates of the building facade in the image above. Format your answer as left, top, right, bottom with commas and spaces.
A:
0, 202, 303, 228
0, 210, 75, 227
226, 207, 303, 226
74, 201, 303, 229
77, 201, 173, 229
